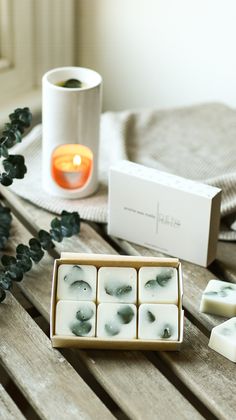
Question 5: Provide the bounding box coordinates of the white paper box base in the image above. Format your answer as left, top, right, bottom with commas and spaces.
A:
50, 253, 184, 350
108, 160, 221, 267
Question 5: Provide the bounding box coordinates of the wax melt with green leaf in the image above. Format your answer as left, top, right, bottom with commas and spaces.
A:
57, 79, 83, 88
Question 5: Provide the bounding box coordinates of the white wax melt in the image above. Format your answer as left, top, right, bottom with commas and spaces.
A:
55, 300, 96, 337
209, 317, 236, 362
57, 264, 97, 301
138, 267, 178, 304
97, 267, 137, 303
97, 303, 137, 338
200, 279, 236, 317
138, 304, 179, 340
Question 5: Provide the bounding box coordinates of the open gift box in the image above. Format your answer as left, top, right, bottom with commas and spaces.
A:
50, 253, 184, 350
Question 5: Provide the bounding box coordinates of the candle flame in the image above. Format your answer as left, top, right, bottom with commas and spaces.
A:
73, 154, 82, 166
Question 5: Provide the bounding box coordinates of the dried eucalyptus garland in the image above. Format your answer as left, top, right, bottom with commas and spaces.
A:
0, 108, 81, 303
0, 210, 80, 303
0, 107, 31, 186
0, 205, 12, 250
0, 108, 32, 252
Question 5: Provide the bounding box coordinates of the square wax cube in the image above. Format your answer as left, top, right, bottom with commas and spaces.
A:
138, 267, 178, 304
55, 300, 96, 337
97, 303, 137, 338
209, 317, 236, 362
138, 304, 179, 340
200, 279, 236, 317
57, 264, 97, 301
97, 267, 137, 303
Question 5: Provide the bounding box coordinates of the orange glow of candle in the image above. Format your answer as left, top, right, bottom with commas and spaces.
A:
51, 144, 93, 189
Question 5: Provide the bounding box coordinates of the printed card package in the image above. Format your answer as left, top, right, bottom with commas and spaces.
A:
108, 160, 221, 267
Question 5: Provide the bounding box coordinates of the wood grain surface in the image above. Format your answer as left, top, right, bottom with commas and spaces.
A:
0, 292, 114, 420
1, 187, 236, 419
0, 384, 25, 420
0, 194, 202, 419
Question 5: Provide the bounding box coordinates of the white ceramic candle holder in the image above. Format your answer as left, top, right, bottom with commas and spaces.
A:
42, 67, 102, 198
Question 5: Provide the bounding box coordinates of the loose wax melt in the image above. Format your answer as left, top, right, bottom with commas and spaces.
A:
97, 267, 137, 303
200, 279, 236, 317
209, 317, 236, 362
138, 304, 179, 340
97, 303, 137, 338
138, 267, 178, 304
55, 300, 96, 337
57, 264, 97, 301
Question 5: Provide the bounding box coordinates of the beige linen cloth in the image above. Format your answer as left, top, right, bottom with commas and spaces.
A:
9, 103, 236, 240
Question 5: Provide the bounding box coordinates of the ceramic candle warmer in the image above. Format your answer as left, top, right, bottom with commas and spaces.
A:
42, 67, 102, 198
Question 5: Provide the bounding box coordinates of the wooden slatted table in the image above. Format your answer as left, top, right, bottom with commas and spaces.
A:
0, 187, 236, 420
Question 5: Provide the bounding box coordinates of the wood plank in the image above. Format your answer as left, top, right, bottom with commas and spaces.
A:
0, 192, 204, 420
79, 349, 204, 420
160, 317, 236, 420
0, 384, 25, 420
0, 293, 114, 420
216, 241, 236, 282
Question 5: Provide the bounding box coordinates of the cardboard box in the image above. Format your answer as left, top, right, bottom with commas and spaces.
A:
108, 160, 221, 266
50, 253, 184, 350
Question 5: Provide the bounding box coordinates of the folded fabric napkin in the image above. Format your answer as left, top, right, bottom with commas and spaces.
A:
9, 103, 236, 240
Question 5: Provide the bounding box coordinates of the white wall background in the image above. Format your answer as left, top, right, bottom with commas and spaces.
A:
76, 0, 236, 111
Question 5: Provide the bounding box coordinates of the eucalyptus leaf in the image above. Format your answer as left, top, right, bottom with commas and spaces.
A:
64, 265, 83, 283
147, 310, 156, 323
38, 230, 55, 250
1, 255, 16, 267
117, 305, 134, 324
105, 284, 132, 297
221, 327, 232, 336
105, 322, 120, 336
71, 321, 92, 336
17, 256, 32, 273
0, 144, 9, 158
50, 218, 61, 230
63, 79, 82, 88
161, 326, 172, 339
0, 173, 13, 186
218, 290, 227, 297
16, 244, 31, 259
144, 279, 157, 289
7, 266, 24, 282
204, 291, 218, 296
9, 107, 32, 132
76, 306, 94, 321
0, 273, 12, 290
156, 269, 173, 287
0, 289, 6, 303
1, 130, 15, 148
0, 207, 12, 225
50, 228, 63, 242
69, 280, 92, 297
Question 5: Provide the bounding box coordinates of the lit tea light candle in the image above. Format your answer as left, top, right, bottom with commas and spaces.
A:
51, 144, 93, 189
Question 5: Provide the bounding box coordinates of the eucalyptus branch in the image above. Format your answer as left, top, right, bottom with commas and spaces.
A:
0, 108, 32, 186
0, 210, 80, 303
0, 204, 12, 250
0, 108, 81, 304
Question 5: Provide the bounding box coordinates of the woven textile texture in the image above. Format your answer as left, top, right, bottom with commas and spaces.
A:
9, 103, 236, 240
